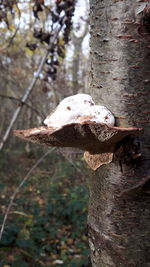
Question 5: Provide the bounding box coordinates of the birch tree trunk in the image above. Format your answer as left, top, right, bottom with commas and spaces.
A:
71, 23, 88, 93
88, 0, 150, 266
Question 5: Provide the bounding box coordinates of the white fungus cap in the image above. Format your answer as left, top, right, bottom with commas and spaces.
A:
89, 105, 115, 126
44, 94, 115, 128
43, 94, 94, 127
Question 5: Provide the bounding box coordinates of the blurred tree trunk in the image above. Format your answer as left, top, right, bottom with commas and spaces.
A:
88, 0, 150, 266
71, 23, 88, 93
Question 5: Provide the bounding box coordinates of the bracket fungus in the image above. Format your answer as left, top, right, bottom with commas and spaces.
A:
14, 94, 142, 170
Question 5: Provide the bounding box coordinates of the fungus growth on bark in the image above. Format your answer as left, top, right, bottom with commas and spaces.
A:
14, 94, 142, 170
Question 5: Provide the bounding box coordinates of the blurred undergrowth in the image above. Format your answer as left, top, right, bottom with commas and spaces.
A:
0, 145, 90, 267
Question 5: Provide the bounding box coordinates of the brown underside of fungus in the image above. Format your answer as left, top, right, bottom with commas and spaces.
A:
13, 122, 142, 170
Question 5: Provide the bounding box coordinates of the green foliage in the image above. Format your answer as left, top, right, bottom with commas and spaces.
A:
0, 149, 90, 266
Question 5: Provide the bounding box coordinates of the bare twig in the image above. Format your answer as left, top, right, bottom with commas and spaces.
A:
0, 50, 48, 151
0, 18, 65, 151
6, 0, 21, 49
58, 149, 84, 177
6, 25, 20, 49
19, 248, 45, 266
0, 94, 44, 119
0, 148, 56, 241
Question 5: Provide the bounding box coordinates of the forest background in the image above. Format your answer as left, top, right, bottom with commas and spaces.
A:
0, 0, 91, 266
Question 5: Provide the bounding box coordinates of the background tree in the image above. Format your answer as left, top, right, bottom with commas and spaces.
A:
0, 1, 91, 266
0, 0, 90, 150
71, 20, 89, 93
0, 0, 76, 150
87, 0, 150, 266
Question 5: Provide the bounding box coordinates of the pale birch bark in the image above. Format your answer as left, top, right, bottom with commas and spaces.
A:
88, 0, 150, 266
71, 23, 89, 93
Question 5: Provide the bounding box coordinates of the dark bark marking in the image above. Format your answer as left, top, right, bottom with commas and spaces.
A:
138, 4, 150, 37
115, 136, 142, 162
117, 176, 150, 197
88, 224, 128, 262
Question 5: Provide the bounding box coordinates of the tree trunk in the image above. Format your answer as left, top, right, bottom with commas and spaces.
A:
88, 0, 150, 266
71, 23, 88, 94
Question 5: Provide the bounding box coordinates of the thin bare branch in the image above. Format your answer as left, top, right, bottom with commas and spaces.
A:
58, 148, 84, 177
5, 0, 21, 50
0, 50, 48, 150
0, 18, 65, 151
0, 148, 56, 241
0, 94, 44, 119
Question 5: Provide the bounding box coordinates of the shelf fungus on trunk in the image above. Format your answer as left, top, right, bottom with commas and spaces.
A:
13, 94, 142, 170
